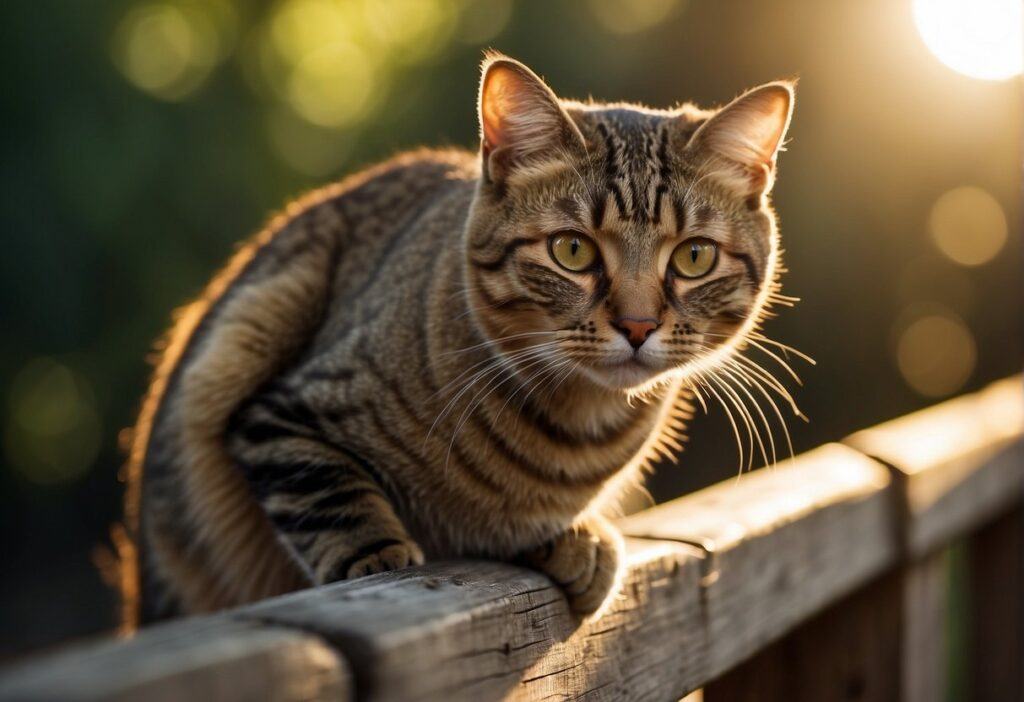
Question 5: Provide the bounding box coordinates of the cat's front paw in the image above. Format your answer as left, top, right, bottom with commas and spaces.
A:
342, 538, 425, 579
525, 518, 623, 615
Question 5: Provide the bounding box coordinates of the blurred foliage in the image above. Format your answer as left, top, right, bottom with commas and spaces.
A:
0, 0, 1019, 656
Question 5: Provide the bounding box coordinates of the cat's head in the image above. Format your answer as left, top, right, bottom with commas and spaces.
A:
464, 54, 793, 392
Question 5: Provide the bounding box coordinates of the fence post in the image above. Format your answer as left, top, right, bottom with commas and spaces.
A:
701, 551, 952, 702
968, 501, 1024, 701
900, 551, 949, 701
702, 568, 903, 701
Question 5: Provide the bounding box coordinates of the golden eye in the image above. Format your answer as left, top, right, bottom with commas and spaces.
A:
549, 232, 599, 272
670, 238, 718, 278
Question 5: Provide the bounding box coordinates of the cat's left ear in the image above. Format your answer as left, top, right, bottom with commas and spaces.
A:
686, 81, 795, 198
478, 54, 585, 184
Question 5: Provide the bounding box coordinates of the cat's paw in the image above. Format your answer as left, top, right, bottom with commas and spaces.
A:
525, 518, 623, 615
344, 538, 425, 579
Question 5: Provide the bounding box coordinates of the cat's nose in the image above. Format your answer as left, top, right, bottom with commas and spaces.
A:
612, 317, 660, 350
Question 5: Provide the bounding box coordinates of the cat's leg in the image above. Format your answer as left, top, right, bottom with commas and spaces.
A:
227, 407, 423, 584
524, 514, 623, 615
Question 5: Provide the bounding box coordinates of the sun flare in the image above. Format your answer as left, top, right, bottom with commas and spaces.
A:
913, 0, 1023, 80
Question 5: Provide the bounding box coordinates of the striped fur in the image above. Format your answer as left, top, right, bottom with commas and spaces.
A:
124, 55, 794, 624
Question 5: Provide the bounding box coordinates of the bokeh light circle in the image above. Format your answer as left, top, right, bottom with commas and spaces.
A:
927, 186, 1007, 266
286, 43, 375, 128
896, 312, 976, 398
587, 0, 684, 34
913, 0, 1023, 80
4, 358, 102, 485
112, 2, 228, 101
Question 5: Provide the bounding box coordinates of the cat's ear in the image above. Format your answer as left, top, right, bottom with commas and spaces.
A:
478, 54, 584, 183
686, 81, 794, 198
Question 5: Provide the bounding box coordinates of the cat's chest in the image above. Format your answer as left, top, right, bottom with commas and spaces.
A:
408, 485, 601, 559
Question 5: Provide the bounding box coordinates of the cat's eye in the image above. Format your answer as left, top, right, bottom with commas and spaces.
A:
670, 238, 718, 279
549, 232, 599, 272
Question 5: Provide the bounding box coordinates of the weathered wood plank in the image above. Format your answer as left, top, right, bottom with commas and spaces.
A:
3, 380, 1021, 702
901, 551, 949, 702
968, 502, 1024, 701
235, 539, 708, 702
620, 443, 899, 685
846, 376, 1024, 557
702, 568, 904, 702
0, 619, 351, 702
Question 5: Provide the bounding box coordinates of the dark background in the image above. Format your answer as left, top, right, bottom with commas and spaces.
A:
1, 0, 1019, 660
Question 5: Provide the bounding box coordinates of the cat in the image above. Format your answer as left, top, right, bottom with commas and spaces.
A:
121, 53, 794, 626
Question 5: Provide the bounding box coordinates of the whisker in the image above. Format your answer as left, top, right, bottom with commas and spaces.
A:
718, 364, 777, 467
692, 370, 745, 475
706, 368, 762, 472
730, 353, 804, 418
727, 358, 796, 462
439, 330, 557, 358
536, 358, 580, 408
687, 379, 710, 414
430, 340, 562, 401
503, 357, 575, 439
426, 345, 560, 446
704, 331, 808, 387
481, 356, 571, 463
747, 332, 817, 365
445, 351, 559, 468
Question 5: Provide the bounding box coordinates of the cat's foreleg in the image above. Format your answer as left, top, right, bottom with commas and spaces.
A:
227, 423, 423, 584
524, 514, 623, 615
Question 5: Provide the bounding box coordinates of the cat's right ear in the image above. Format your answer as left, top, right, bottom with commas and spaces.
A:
478, 54, 584, 184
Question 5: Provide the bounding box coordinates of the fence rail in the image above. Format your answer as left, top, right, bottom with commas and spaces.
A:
2, 376, 1021, 702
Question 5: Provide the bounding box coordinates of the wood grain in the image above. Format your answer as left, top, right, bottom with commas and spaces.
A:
0, 619, 350, 702
901, 552, 949, 702
620, 443, 899, 686
846, 376, 1024, 557
235, 539, 708, 702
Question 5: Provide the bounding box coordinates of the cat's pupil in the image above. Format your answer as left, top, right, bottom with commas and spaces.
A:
690, 245, 699, 263
571, 239, 579, 257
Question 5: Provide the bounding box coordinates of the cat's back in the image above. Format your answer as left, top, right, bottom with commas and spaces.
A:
127, 148, 477, 624
315, 149, 477, 311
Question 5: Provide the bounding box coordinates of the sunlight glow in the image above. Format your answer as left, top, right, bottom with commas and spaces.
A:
913, 0, 1023, 80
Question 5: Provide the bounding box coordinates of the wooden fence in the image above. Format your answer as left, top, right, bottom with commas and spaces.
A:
1, 376, 1021, 701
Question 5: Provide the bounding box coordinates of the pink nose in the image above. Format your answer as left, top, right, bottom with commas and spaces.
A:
612, 317, 659, 350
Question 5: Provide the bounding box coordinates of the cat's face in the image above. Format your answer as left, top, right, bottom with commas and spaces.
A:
465, 56, 793, 392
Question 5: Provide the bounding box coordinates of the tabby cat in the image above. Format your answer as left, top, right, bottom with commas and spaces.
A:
122, 54, 795, 626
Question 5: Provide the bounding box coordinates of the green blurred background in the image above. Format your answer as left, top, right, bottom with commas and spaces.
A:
1, 0, 1019, 662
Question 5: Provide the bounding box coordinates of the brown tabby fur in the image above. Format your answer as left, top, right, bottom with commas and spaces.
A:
123, 54, 794, 625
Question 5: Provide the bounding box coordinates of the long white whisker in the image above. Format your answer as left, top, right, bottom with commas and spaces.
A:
718, 364, 776, 467
706, 331, 807, 387
729, 352, 803, 417
727, 358, 795, 462
440, 330, 557, 358
706, 368, 762, 472
747, 332, 817, 365
692, 370, 745, 475
430, 340, 562, 401
445, 351, 558, 469
481, 356, 570, 463
426, 345, 561, 446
